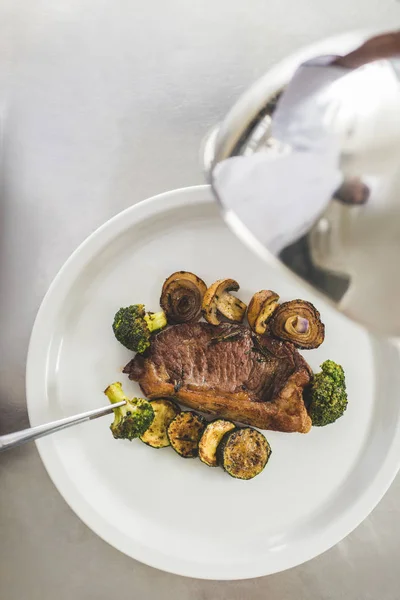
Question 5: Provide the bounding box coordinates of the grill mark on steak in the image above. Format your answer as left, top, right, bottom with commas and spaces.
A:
124, 323, 313, 433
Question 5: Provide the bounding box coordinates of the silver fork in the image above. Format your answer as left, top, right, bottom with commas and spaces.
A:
0, 401, 126, 452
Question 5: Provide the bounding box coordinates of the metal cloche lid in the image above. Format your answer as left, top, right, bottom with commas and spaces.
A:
203, 31, 400, 337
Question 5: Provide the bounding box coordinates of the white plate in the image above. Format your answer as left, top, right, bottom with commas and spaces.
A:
27, 185, 400, 580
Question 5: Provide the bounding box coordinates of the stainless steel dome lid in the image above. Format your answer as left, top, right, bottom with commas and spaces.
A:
203, 31, 400, 337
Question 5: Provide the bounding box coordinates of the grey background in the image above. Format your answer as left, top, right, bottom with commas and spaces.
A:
1, 1, 400, 598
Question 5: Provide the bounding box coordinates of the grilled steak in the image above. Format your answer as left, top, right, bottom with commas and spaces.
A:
124, 323, 312, 433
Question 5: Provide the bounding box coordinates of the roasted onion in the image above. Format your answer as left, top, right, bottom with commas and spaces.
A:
160, 271, 207, 324
269, 299, 325, 349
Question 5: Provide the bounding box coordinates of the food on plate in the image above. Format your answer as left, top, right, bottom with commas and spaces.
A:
307, 360, 348, 426
217, 427, 271, 480
140, 399, 181, 448
104, 382, 154, 440
167, 411, 206, 458
124, 322, 312, 433
105, 383, 269, 479
160, 271, 207, 324
247, 290, 280, 334
107, 272, 348, 480
202, 278, 247, 325
269, 300, 325, 349
198, 419, 236, 467
112, 304, 167, 353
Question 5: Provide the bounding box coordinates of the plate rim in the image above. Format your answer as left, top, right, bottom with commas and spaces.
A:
26, 184, 400, 580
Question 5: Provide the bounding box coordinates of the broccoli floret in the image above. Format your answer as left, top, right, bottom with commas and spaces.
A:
112, 304, 167, 353
308, 360, 348, 426
318, 359, 345, 385
105, 382, 154, 440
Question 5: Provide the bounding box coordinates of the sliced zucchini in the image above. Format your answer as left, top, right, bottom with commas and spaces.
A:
167, 411, 206, 458
140, 399, 181, 448
217, 428, 271, 480
199, 419, 236, 467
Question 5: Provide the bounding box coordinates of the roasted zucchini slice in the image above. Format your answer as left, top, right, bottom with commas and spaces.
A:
167, 411, 206, 458
217, 428, 271, 480
199, 419, 236, 467
140, 399, 181, 448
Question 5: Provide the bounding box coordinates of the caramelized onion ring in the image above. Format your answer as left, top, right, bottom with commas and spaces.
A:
269, 300, 325, 349
160, 271, 207, 324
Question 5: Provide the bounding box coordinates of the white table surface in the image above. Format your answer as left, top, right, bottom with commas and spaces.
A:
1, 2, 400, 598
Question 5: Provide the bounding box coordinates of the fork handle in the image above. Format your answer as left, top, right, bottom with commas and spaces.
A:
0, 401, 126, 452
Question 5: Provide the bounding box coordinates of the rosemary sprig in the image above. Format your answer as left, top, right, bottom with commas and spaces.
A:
209, 330, 243, 345
251, 335, 272, 362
